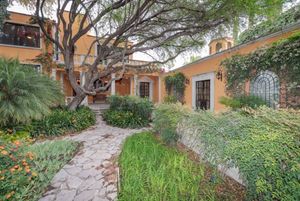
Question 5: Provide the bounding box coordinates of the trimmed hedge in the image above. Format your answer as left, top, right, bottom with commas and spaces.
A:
103, 95, 153, 128
29, 106, 96, 137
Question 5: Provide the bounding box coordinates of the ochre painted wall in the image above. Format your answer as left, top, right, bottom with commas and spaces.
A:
0, 12, 45, 65
161, 28, 300, 112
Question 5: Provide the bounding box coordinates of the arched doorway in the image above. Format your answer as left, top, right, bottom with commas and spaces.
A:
250, 71, 279, 108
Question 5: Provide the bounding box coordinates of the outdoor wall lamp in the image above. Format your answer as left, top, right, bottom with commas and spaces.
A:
216, 70, 223, 81
185, 78, 190, 85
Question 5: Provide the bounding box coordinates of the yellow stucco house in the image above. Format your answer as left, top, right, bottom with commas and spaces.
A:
161, 24, 300, 112
1, 11, 299, 112
0, 11, 162, 105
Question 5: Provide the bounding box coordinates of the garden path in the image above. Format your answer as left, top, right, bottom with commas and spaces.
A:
39, 116, 145, 201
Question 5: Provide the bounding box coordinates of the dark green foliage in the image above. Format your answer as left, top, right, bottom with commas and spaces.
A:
103, 110, 145, 128
221, 32, 300, 99
119, 132, 205, 201
219, 95, 267, 109
0, 0, 8, 32
153, 103, 190, 145
164, 72, 186, 103
178, 106, 300, 200
103, 95, 153, 128
0, 58, 63, 127
29, 106, 96, 137
238, 5, 300, 44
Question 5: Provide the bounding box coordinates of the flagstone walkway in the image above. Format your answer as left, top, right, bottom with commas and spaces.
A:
39, 116, 145, 201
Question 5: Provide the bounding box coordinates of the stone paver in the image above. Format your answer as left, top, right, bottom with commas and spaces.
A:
39, 116, 145, 201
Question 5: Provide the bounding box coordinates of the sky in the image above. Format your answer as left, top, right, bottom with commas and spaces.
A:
7, 1, 299, 70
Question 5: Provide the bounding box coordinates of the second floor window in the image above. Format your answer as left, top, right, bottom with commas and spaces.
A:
0, 22, 40, 48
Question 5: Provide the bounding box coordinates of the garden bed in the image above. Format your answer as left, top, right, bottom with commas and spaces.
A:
118, 132, 245, 201
0, 139, 81, 201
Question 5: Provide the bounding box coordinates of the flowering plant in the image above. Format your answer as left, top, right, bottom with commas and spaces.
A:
0, 140, 37, 200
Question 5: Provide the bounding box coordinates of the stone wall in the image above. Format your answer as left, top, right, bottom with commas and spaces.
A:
177, 120, 245, 185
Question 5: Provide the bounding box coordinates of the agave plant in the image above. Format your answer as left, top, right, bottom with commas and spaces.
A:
0, 58, 63, 127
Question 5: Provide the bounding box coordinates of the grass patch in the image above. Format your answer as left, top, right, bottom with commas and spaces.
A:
0, 140, 79, 201
119, 132, 206, 201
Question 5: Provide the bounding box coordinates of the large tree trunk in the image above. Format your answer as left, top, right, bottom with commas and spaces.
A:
68, 92, 87, 110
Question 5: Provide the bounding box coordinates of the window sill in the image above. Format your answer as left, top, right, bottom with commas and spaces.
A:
0, 43, 42, 50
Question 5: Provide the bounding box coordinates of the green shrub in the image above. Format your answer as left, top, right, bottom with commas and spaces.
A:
0, 58, 63, 127
29, 106, 96, 137
0, 139, 78, 200
178, 106, 300, 200
119, 132, 205, 201
153, 103, 191, 144
103, 95, 153, 128
163, 95, 178, 103
103, 110, 145, 128
219, 95, 267, 109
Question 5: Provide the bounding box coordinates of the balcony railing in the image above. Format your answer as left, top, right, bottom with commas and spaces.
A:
53, 52, 149, 67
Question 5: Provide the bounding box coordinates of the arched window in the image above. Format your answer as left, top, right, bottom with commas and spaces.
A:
250, 71, 280, 108
216, 42, 222, 52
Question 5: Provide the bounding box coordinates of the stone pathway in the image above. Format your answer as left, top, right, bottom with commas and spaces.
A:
39, 116, 144, 201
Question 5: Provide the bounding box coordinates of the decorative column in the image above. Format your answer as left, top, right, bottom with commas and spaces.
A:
111, 73, 116, 95
134, 74, 138, 96
51, 68, 56, 80
80, 72, 88, 105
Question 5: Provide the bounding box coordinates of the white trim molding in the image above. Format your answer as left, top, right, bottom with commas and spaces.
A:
137, 76, 153, 101
192, 72, 215, 112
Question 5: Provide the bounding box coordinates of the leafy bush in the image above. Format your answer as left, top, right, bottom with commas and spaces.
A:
103, 95, 153, 128
177, 106, 300, 200
163, 95, 178, 103
29, 106, 96, 137
219, 95, 267, 109
103, 110, 145, 128
0, 139, 78, 200
0, 58, 63, 127
153, 103, 191, 144
119, 132, 205, 201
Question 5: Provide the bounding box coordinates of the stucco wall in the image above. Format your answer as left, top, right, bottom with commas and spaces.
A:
161, 26, 300, 112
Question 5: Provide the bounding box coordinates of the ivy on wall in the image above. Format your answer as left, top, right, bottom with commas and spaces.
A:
221, 32, 300, 96
164, 72, 187, 103
238, 5, 300, 44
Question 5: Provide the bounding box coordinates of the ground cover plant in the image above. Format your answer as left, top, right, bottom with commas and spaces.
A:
119, 132, 245, 201
118, 132, 204, 201
0, 139, 79, 201
103, 95, 153, 128
174, 105, 300, 201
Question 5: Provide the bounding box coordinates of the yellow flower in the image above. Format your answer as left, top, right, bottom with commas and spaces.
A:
32, 172, 38, 177
1, 150, 8, 155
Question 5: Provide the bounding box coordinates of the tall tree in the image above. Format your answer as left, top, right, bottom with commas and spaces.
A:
231, 0, 290, 42
31, 0, 264, 110
0, 0, 9, 31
